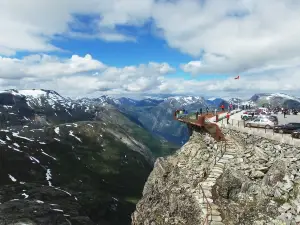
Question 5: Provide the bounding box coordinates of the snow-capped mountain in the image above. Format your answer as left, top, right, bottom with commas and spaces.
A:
224, 97, 243, 105
117, 97, 139, 106
77, 95, 121, 107
205, 97, 243, 109
0, 89, 179, 225
247, 93, 300, 108
206, 98, 226, 107
6, 89, 72, 109
165, 96, 207, 107
0, 89, 95, 128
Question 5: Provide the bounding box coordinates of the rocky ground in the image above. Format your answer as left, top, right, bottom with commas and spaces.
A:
132, 127, 300, 224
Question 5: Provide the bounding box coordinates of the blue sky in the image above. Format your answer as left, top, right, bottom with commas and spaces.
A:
0, 0, 300, 98
54, 30, 191, 69
50, 20, 231, 82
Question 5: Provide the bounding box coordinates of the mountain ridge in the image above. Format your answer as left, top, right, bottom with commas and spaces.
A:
0, 88, 178, 225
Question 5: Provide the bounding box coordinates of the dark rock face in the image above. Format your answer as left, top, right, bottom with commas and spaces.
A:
0, 90, 94, 129
0, 121, 153, 225
0, 89, 177, 225
0, 184, 94, 225
115, 97, 210, 146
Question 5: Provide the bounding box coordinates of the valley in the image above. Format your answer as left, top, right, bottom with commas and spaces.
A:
1, 89, 300, 224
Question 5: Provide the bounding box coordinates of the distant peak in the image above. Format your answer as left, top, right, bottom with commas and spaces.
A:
2, 89, 63, 98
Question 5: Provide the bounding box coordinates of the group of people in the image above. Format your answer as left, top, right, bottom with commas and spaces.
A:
261, 106, 298, 118
241, 104, 252, 110
281, 108, 299, 118
174, 109, 188, 118
175, 104, 232, 124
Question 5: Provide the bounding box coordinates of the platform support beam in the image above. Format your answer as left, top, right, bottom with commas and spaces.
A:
187, 124, 193, 136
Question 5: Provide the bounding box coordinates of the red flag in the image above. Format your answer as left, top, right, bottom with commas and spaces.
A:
234, 75, 240, 79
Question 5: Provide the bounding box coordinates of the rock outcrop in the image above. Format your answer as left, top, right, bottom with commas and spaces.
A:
132, 127, 300, 224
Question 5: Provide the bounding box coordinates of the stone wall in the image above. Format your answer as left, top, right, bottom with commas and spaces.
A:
132, 130, 228, 225
218, 127, 300, 224
222, 123, 300, 147
132, 125, 300, 224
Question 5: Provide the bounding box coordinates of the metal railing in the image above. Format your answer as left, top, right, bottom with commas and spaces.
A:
220, 118, 300, 146
199, 184, 213, 225
175, 111, 234, 141
221, 118, 279, 134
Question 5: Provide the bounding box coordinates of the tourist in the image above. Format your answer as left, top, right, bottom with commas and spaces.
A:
226, 112, 230, 124
221, 104, 225, 112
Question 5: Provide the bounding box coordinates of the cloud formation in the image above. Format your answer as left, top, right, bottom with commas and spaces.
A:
0, 53, 299, 99
0, 0, 300, 98
0, 54, 176, 97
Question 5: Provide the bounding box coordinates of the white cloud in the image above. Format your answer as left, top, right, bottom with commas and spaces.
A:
0, 0, 154, 55
0, 54, 105, 78
153, 0, 300, 74
0, 53, 300, 98
0, 54, 176, 97
2, 0, 300, 75
0, 0, 300, 98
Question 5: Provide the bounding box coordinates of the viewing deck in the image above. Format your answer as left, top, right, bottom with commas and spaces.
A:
174, 111, 228, 141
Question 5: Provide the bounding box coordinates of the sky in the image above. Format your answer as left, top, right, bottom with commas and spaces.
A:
0, 0, 300, 99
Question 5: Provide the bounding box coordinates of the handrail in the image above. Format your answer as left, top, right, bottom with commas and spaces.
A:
199, 184, 212, 225
174, 111, 228, 141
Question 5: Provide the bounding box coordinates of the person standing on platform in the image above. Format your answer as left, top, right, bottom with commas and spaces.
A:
221, 104, 225, 112
226, 112, 230, 124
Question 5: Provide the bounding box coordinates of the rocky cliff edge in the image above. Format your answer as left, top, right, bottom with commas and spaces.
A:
132, 127, 300, 225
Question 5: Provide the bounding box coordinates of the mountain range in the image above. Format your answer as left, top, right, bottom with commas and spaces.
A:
0, 89, 176, 225
86, 93, 300, 145
1, 89, 299, 224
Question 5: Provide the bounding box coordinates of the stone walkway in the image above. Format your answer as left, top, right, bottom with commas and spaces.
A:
193, 137, 238, 224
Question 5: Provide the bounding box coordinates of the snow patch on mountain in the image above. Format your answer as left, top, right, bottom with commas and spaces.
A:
207, 97, 217, 101
8, 174, 17, 182
69, 130, 82, 142
268, 93, 300, 101
165, 96, 206, 106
